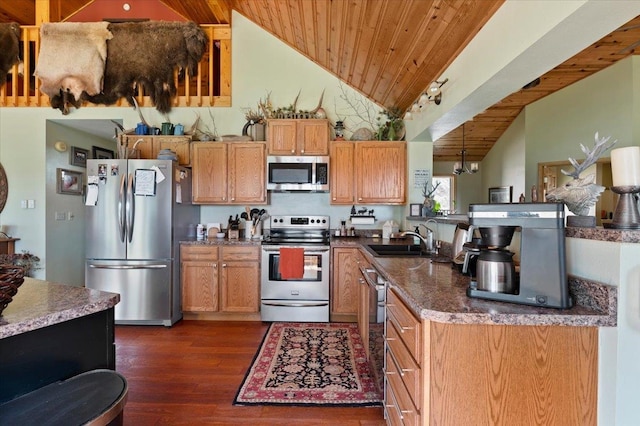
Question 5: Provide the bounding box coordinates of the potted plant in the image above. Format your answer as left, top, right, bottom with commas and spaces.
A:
376, 106, 405, 141
0, 250, 41, 277
422, 180, 441, 217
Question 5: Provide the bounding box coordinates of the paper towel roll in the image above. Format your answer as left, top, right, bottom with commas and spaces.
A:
611, 146, 640, 186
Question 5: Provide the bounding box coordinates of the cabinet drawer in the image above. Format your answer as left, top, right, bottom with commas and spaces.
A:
385, 372, 420, 426
387, 290, 422, 362
386, 322, 422, 407
221, 245, 260, 261
181, 245, 219, 261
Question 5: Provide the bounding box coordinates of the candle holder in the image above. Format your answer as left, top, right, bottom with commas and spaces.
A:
604, 185, 640, 229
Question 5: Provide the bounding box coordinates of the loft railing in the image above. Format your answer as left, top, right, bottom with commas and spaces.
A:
0, 24, 231, 109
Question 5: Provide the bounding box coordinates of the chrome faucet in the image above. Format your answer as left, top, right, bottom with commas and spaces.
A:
399, 231, 430, 254
400, 225, 435, 255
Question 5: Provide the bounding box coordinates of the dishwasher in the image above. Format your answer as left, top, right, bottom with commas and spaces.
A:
359, 264, 387, 394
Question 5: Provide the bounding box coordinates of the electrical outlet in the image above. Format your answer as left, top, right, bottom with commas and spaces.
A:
27, 199, 35, 209
20, 200, 27, 209
55, 212, 66, 221
67, 212, 74, 220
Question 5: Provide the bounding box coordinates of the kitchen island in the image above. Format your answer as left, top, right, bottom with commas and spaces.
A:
0, 278, 120, 403
355, 246, 615, 426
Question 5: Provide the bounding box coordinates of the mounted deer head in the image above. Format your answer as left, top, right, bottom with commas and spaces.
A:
545, 132, 617, 216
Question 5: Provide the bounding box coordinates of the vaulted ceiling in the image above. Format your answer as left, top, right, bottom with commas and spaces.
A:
1, 1, 639, 161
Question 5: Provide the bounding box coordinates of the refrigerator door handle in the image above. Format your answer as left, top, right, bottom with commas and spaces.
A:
126, 172, 135, 243
88, 264, 168, 270
118, 173, 126, 242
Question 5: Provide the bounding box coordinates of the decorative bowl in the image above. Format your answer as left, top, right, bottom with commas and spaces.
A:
0, 265, 25, 315
216, 232, 226, 239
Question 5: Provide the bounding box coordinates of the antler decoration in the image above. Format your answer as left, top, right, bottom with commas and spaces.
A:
560, 132, 617, 178
546, 132, 617, 216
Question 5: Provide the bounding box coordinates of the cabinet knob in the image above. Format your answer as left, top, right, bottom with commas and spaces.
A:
301, 149, 304, 154
291, 149, 295, 154
332, 197, 336, 201
222, 263, 227, 268
231, 198, 235, 201
358, 197, 363, 201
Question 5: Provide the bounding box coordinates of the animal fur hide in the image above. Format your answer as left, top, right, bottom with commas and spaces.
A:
54, 21, 208, 114
0, 23, 21, 86
35, 22, 112, 105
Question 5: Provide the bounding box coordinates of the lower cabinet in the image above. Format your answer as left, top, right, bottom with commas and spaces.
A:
330, 247, 364, 322
180, 244, 260, 319
385, 288, 599, 425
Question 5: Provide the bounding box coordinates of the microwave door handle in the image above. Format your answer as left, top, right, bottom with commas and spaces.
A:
118, 173, 126, 242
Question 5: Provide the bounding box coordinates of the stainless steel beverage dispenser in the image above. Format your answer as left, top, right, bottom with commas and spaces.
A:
466, 202, 573, 309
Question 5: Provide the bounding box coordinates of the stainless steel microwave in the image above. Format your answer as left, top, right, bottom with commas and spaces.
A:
266, 156, 329, 192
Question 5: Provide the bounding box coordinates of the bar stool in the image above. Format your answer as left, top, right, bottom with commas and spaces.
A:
0, 369, 128, 426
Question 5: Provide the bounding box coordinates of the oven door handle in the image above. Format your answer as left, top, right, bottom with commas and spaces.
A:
261, 301, 330, 307
262, 247, 329, 254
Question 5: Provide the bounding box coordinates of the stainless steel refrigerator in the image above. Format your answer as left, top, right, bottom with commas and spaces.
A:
85, 159, 199, 326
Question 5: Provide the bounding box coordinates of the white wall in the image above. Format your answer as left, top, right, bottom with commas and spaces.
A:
45, 121, 116, 286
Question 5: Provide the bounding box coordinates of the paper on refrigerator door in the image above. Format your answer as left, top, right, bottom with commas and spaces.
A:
85, 183, 99, 206
151, 165, 165, 183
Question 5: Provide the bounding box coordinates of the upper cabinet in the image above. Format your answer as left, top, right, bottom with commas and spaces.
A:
330, 141, 406, 205
191, 142, 266, 204
120, 134, 191, 166
266, 119, 329, 156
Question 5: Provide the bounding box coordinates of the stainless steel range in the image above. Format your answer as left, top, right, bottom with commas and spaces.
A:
260, 215, 330, 322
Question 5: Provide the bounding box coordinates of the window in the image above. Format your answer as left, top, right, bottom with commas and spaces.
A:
432, 175, 456, 214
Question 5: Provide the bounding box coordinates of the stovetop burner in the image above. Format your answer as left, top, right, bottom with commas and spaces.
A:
264, 215, 330, 245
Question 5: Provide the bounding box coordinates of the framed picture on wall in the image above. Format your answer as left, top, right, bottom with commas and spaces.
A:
409, 203, 422, 217
70, 146, 88, 167
57, 168, 83, 196
488, 186, 513, 203
92, 146, 115, 160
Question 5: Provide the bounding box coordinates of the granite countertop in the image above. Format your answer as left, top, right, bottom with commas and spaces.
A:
181, 238, 262, 246
0, 278, 120, 339
360, 249, 617, 327
340, 236, 617, 327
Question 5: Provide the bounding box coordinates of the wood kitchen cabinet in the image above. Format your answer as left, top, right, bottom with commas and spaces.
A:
266, 119, 329, 155
219, 246, 260, 313
181, 244, 261, 319
180, 245, 219, 312
330, 141, 406, 205
191, 142, 266, 204
120, 134, 191, 166
385, 288, 598, 425
330, 247, 365, 322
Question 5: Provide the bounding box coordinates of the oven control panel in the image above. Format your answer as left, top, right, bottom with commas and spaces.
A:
270, 215, 330, 229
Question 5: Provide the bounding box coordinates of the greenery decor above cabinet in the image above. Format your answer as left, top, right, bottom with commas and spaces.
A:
330, 141, 406, 205
191, 142, 266, 204
120, 134, 191, 166
266, 119, 329, 155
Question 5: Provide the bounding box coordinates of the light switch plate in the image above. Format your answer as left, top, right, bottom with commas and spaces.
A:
27, 199, 35, 209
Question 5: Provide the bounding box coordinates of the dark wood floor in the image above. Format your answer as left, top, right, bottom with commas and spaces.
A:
115, 320, 386, 425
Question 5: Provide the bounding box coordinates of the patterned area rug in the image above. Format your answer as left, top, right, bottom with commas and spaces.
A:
233, 322, 383, 406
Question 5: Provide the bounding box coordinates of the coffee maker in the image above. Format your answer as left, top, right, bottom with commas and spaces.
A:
465, 202, 573, 309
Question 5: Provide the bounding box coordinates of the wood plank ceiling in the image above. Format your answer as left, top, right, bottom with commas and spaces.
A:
1, 1, 639, 161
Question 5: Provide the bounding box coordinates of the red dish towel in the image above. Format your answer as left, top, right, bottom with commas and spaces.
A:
279, 247, 305, 279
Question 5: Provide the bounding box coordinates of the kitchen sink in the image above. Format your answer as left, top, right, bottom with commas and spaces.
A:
364, 244, 426, 257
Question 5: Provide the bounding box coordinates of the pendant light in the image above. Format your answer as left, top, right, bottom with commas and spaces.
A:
453, 124, 479, 175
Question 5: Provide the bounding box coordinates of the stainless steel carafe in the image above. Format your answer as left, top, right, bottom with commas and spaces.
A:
476, 249, 516, 294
